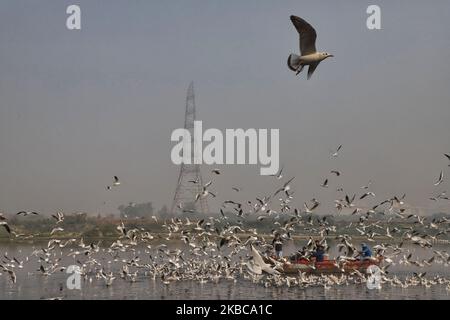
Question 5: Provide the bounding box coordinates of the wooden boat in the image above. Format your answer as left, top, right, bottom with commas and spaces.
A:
273, 256, 383, 275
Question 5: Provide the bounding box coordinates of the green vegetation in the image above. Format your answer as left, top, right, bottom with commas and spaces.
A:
1, 205, 449, 243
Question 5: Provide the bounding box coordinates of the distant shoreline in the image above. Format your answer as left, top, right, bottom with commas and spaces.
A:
1, 233, 448, 245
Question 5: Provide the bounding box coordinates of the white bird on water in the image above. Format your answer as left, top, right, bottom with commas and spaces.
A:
287, 15, 334, 79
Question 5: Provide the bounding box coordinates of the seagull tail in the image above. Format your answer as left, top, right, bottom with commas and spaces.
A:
287, 54, 301, 72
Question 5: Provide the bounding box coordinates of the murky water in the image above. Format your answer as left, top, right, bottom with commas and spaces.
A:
1, 243, 449, 300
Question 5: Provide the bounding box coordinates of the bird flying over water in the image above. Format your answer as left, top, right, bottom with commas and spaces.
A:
247, 245, 280, 275
331, 170, 341, 177
288, 15, 333, 79
445, 154, 450, 166
331, 145, 342, 158
434, 171, 444, 186
107, 176, 121, 189
16, 211, 39, 217
51, 212, 64, 224
0, 222, 11, 234
273, 177, 295, 197
113, 176, 121, 186
270, 166, 284, 179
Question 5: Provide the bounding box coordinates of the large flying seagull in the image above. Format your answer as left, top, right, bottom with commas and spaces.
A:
288, 15, 334, 79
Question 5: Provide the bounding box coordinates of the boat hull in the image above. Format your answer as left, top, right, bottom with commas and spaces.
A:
279, 257, 383, 275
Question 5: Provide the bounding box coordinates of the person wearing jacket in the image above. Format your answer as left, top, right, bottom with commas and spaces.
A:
311, 243, 325, 262
358, 243, 373, 260
272, 233, 284, 259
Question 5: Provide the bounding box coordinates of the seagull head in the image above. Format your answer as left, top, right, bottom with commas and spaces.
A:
321, 52, 334, 59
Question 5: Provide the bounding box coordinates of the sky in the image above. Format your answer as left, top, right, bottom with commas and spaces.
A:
0, 0, 449, 215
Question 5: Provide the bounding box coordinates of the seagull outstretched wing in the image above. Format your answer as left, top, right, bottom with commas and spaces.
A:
250, 245, 280, 275
290, 15, 317, 56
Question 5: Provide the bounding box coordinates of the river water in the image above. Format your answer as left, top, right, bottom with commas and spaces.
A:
1, 243, 449, 300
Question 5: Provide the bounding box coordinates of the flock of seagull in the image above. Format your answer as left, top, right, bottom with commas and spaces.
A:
0, 150, 450, 299
0, 14, 448, 299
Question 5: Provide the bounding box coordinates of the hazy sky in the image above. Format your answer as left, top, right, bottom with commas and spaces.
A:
1, 0, 449, 215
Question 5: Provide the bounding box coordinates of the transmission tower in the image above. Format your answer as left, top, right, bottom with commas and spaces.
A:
170, 82, 209, 214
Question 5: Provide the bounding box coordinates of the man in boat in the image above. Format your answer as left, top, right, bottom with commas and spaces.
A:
356, 243, 373, 260
272, 233, 283, 259
311, 242, 326, 262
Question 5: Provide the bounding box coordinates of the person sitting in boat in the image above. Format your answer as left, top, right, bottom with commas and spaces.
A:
272, 233, 283, 259
357, 243, 373, 260
311, 243, 325, 262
